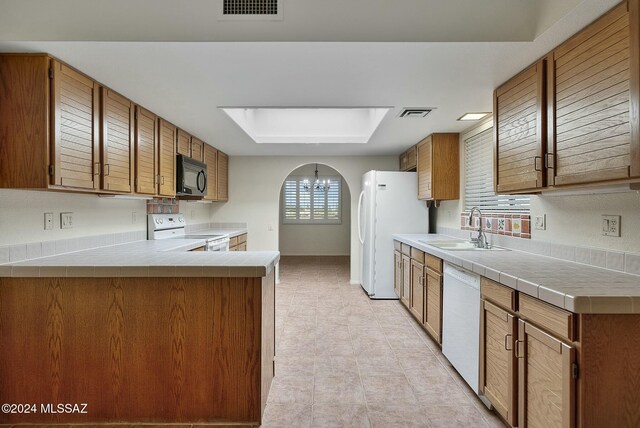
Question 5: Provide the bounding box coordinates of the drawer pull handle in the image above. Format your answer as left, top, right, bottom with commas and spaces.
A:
504, 334, 512, 351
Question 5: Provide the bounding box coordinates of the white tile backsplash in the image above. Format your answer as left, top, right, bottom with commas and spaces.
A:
0, 246, 10, 264
9, 244, 27, 262
26, 242, 42, 259
437, 226, 640, 277
606, 251, 625, 272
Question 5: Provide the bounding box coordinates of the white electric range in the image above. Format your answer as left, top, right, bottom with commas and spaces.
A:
148, 214, 230, 251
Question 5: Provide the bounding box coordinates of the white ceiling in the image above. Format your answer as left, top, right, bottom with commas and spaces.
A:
0, 0, 619, 156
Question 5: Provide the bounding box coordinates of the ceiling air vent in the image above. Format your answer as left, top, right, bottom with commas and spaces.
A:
398, 108, 434, 119
218, 0, 283, 20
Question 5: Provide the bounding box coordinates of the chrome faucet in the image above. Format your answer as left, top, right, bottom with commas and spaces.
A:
468, 207, 488, 249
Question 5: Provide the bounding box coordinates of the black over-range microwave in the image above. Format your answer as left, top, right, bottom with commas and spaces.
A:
176, 154, 207, 197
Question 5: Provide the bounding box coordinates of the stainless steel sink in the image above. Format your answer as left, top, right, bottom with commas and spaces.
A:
418, 240, 509, 251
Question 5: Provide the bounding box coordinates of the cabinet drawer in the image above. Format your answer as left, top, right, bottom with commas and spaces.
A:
229, 236, 238, 247
394, 240, 402, 251
481, 277, 516, 312
237, 233, 247, 244
401, 243, 411, 256
410, 247, 424, 263
519, 294, 575, 342
425, 255, 442, 273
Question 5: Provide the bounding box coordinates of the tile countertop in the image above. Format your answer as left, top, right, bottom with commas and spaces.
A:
394, 233, 640, 314
0, 239, 278, 278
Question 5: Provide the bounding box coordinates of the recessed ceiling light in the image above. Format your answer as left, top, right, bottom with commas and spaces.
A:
220, 107, 391, 144
458, 112, 490, 121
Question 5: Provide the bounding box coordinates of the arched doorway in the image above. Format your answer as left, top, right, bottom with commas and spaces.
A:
278, 163, 352, 268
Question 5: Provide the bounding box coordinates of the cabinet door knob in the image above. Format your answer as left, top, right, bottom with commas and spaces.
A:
546, 153, 554, 169
104, 164, 110, 176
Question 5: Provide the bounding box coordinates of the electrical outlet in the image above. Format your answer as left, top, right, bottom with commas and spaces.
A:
602, 215, 621, 237
534, 214, 546, 230
44, 212, 54, 230
132, 211, 137, 224
61, 212, 73, 229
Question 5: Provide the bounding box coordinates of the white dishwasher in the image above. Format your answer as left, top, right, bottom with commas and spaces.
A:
442, 262, 482, 395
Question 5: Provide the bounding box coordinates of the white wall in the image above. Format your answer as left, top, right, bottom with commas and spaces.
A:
436, 118, 640, 253
279, 164, 351, 256
0, 189, 146, 245
210, 156, 398, 283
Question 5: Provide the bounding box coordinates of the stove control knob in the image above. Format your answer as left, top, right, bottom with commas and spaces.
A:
179, 218, 184, 222
159, 219, 164, 224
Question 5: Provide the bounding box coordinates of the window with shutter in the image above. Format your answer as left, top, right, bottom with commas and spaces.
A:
281, 176, 341, 224
465, 127, 530, 212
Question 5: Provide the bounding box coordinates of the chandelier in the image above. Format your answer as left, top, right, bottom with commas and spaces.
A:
303, 164, 331, 192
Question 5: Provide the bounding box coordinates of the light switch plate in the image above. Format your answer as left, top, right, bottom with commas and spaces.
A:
61, 212, 73, 229
602, 215, 621, 237
44, 212, 54, 230
534, 214, 546, 230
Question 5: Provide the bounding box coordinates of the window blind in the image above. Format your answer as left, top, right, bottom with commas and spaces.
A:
464, 128, 530, 212
282, 176, 341, 224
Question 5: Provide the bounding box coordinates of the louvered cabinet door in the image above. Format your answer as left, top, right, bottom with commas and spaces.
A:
134, 106, 157, 195
495, 60, 546, 193
401, 255, 411, 308
480, 300, 517, 426
424, 268, 442, 344
51, 61, 100, 189
101, 88, 134, 193
394, 250, 402, 298
549, 3, 632, 185
177, 129, 191, 157
518, 320, 576, 428
191, 137, 204, 162
158, 119, 177, 197
204, 144, 218, 200
409, 260, 425, 323
217, 151, 229, 201
417, 136, 432, 199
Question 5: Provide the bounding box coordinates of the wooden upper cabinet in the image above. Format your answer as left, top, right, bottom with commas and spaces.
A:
101, 88, 134, 193
217, 151, 229, 201
417, 133, 459, 201
494, 60, 546, 193
52, 60, 101, 190
399, 146, 417, 171
191, 137, 204, 162
158, 119, 177, 197
134, 106, 157, 195
204, 144, 218, 201
548, 2, 634, 186
176, 129, 191, 157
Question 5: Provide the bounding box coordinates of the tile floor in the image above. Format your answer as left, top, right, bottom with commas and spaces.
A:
262, 256, 506, 428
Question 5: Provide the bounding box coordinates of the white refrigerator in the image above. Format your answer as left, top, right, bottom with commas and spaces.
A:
358, 171, 429, 299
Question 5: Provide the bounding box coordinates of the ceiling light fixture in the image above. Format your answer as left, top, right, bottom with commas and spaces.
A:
458, 112, 490, 121
303, 164, 330, 192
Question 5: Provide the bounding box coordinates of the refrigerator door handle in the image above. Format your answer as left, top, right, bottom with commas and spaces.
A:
357, 190, 365, 245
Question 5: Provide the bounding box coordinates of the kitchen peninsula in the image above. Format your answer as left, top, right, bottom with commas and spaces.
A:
0, 241, 278, 426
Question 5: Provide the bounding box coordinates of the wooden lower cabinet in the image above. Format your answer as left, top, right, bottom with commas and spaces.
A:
409, 259, 425, 322
480, 299, 517, 426
229, 233, 248, 251
424, 267, 443, 344
518, 319, 576, 428
401, 255, 411, 308
394, 250, 402, 298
